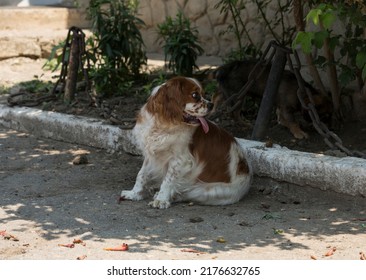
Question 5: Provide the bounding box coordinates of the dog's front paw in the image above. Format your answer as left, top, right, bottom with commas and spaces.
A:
293, 130, 309, 140
120, 190, 144, 201
148, 199, 171, 209
289, 124, 309, 140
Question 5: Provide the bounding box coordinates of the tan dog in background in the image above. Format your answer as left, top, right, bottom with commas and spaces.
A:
215, 60, 333, 139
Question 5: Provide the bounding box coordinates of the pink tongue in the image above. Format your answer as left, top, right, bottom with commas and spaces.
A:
198, 117, 209, 134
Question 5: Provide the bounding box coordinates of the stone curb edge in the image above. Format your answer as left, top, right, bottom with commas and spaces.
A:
1, 104, 365, 197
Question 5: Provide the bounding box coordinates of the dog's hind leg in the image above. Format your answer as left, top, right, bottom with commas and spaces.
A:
276, 108, 308, 139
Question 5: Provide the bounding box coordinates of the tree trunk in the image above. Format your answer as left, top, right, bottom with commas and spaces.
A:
293, 0, 327, 96
64, 34, 80, 104
321, 23, 341, 114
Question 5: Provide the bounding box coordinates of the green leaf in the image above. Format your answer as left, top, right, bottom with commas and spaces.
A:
273, 228, 284, 235
292, 31, 314, 54
262, 213, 281, 220
356, 51, 366, 69
329, 36, 339, 52
362, 66, 366, 81
320, 12, 337, 29
313, 55, 327, 68
313, 31, 328, 49
306, 8, 322, 25
339, 66, 355, 87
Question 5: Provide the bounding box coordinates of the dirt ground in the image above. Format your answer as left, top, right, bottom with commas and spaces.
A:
1, 125, 366, 260
1, 56, 366, 260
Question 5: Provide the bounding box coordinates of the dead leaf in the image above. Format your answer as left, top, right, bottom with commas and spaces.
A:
216, 237, 226, 243
1, 230, 19, 241
324, 247, 336, 257
104, 243, 129, 251
360, 252, 366, 260
273, 228, 284, 235
73, 239, 86, 246
310, 255, 317, 260
181, 248, 206, 254
76, 255, 87, 260
265, 139, 273, 148
58, 243, 75, 248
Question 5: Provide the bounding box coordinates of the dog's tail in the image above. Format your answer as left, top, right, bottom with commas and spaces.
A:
182, 175, 251, 206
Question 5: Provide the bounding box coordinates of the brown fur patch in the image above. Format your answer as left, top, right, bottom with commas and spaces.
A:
145, 77, 205, 125
237, 158, 250, 175
135, 110, 143, 124
146, 82, 183, 125
190, 121, 236, 183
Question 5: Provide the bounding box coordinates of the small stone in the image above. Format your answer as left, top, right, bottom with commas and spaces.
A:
265, 139, 273, 148
261, 202, 271, 209
72, 154, 88, 165
238, 221, 250, 227
189, 217, 204, 223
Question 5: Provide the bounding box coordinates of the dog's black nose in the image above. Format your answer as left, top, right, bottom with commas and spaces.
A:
207, 102, 214, 111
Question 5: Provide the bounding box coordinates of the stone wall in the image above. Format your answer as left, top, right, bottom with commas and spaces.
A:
73, 0, 282, 57
138, 0, 266, 57
0, 0, 290, 58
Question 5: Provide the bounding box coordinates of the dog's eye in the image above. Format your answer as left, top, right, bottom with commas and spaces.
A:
192, 92, 201, 101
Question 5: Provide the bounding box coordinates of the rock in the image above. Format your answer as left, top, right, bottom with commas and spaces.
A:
0, 38, 41, 60
189, 216, 204, 223
72, 154, 88, 165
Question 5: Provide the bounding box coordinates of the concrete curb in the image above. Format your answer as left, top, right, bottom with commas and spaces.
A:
1, 104, 365, 196
0, 104, 138, 154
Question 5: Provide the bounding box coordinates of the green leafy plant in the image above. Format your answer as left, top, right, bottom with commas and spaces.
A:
157, 11, 204, 76
18, 78, 54, 93
292, 2, 366, 114
43, 0, 147, 98
42, 40, 66, 72
204, 80, 218, 97
142, 73, 167, 96
87, 0, 147, 96
0, 85, 10, 95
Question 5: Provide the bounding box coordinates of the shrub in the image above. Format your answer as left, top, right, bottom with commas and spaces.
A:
87, 0, 147, 96
157, 11, 204, 76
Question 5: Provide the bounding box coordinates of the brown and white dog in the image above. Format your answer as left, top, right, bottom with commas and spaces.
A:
121, 76, 252, 209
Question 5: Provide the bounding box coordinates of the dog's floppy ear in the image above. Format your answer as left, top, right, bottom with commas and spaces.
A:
146, 78, 184, 124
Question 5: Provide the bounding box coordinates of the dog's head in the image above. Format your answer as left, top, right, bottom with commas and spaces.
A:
146, 76, 214, 133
